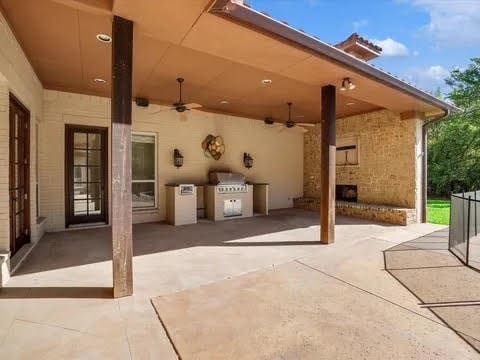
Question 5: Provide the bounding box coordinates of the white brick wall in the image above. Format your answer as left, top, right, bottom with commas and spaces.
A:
0, 11, 43, 253
41, 90, 304, 231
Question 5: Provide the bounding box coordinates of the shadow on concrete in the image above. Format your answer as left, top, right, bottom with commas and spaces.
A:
470, 235, 480, 271
384, 229, 480, 353
0, 286, 112, 299
13, 209, 374, 277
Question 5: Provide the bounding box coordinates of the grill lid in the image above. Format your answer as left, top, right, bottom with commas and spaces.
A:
209, 172, 246, 185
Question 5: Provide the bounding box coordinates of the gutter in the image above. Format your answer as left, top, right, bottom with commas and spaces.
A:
209, 0, 458, 114
421, 109, 450, 222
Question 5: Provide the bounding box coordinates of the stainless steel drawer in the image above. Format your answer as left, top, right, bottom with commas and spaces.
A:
224, 199, 242, 217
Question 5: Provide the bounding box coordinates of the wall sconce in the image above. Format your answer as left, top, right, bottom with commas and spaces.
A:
173, 149, 184, 168
243, 152, 254, 169
340, 77, 356, 91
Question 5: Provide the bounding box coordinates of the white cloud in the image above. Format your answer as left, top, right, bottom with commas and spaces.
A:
404, 65, 450, 92
424, 65, 449, 81
353, 19, 368, 30
413, 50, 420, 56
372, 38, 409, 56
410, 0, 480, 47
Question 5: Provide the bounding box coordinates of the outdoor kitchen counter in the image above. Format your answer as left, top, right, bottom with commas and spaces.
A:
251, 184, 269, 215
165, 183, 207, 187
165, 185, 197, 226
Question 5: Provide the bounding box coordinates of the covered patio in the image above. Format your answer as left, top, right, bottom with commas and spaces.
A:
1, 210, 478, 358
0, 0, 457, 297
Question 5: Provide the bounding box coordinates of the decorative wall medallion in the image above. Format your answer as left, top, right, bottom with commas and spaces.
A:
202, 135, 225, 160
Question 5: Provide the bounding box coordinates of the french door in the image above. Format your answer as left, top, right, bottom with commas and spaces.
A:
65, 125, 108, 226
9, 94, 30, 256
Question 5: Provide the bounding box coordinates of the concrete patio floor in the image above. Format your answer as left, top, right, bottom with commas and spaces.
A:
0, 209, 478, 359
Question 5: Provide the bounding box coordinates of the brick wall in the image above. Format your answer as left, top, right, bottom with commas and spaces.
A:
0, 11, 43, 253
41, 90, 304, 231
304, 109, 419, 209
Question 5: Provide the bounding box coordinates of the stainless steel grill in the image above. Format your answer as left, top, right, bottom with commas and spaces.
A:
209, 172, 247, 194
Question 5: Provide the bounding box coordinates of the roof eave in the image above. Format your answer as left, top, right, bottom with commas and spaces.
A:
209, 0, 459, 114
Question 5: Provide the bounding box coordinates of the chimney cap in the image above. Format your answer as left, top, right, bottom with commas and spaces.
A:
335, 33, 382, 61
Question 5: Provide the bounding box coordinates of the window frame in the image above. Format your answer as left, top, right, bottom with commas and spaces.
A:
336, 136, 359, 167
131, 131, 157, 210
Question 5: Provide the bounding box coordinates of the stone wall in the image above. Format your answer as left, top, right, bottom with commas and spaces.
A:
304, 109, 418, 209
293, 197, 416, 225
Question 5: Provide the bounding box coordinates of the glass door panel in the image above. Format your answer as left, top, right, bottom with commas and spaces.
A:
9, 94, 30, 256
66, 125, 108, 226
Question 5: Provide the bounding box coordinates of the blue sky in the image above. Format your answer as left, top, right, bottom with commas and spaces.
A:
249, 0, 480, 95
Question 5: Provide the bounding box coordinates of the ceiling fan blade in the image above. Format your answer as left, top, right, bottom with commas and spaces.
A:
293, 126, 309, 133
297, 123, 316, 127
150, 107, 173, 115
185, 103, 202, 109
264, 123, 282, 130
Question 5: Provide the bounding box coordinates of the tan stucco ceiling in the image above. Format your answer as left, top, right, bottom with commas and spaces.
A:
0, 0, 447, 122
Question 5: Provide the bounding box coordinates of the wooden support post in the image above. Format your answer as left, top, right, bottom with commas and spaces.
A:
111, 16, 133, 298
320, 85, 336, 244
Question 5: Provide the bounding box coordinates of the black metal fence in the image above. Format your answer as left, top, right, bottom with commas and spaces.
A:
449, 191, 480, 270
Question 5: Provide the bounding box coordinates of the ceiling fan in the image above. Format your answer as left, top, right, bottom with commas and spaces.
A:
264, 102, 315, 133
151, 78, 202, 120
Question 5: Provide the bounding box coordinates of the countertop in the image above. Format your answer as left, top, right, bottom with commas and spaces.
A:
165, 183, 269, 187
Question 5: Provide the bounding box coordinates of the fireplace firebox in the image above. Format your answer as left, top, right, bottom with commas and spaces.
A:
336, 185, 358, 202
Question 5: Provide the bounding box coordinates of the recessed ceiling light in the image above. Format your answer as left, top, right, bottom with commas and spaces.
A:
220, 100, 229, 104
94, 78, 107, 84
346, 102, 355, 106
96, 34, 112, 43
261, 79, 272, 85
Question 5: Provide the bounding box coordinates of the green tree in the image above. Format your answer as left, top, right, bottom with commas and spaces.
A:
428, 58, 480, 196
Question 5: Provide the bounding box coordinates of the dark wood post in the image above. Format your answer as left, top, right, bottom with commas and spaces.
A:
111, 16, 133, 298
320, 85, 336, 244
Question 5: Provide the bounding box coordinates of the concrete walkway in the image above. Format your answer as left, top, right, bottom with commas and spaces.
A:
384, 228, 480, 352
0, 209, 478, 359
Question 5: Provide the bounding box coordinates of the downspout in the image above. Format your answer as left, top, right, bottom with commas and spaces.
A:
421, 109, 450, 222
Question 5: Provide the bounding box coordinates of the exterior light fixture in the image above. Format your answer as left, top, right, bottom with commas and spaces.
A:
243, 152, 254, 169
94, 78, 107, 84
96, 34, 112, 43
340, 77, 355, 91
261, 79, 272, 85
174, 149, 184, 168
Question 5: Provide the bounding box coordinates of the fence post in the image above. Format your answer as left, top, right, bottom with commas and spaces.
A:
449, 193, 453, 249
462, 194, 466, 248
475, 191, 477, 236
466, 196, 471, 266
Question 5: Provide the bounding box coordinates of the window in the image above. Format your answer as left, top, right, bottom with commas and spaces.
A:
132, 133, 156, 209
336, 137, 359, 166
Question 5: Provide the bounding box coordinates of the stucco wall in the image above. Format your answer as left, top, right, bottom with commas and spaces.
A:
41, 90, 304, 231
0, 11, 43, 252
304, 109, 419, 209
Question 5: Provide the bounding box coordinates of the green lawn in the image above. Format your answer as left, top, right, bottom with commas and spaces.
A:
427, 199, 450, 225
